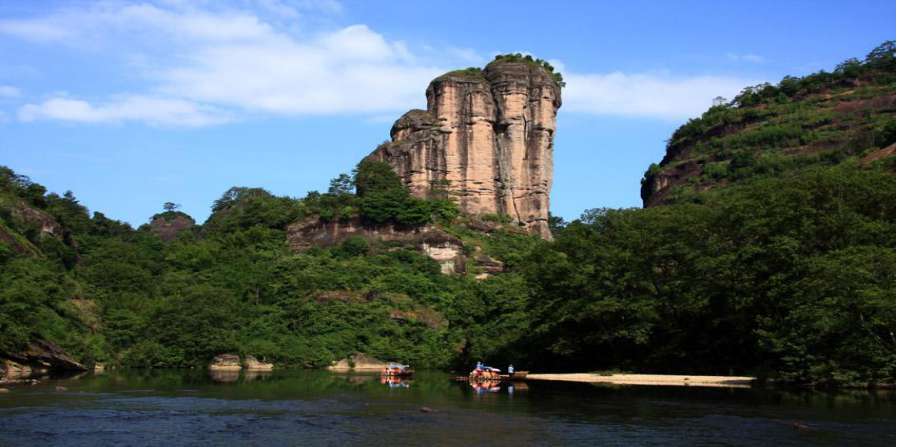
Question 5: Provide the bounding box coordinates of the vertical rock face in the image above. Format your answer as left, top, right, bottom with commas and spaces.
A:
367, 61, 561, 239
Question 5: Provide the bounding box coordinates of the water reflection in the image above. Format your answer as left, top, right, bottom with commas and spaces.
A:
207, 369, 274, 383
381, 375, 412, 389
470, 379, 501, 394
1, 369, 893, 446
208, 369, 239, 383
243, 370, 273, 382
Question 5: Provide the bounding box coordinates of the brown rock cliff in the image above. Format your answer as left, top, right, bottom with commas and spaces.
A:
367, 61, 561, 239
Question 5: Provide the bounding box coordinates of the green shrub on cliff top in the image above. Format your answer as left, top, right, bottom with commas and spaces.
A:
491, 53, 565, 87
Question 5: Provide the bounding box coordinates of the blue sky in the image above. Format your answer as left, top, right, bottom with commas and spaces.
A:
0, 0, 893, 225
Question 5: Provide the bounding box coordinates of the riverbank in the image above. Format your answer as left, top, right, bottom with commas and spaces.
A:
526, 373, 756, 388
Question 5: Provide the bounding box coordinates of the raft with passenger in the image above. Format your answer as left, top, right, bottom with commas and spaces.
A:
460, 362, 528, 382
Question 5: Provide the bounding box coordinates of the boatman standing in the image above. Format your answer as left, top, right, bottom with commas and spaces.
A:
508, 364, 514, 375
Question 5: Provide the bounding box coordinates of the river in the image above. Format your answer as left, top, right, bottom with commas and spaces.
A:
0, 370, 893, 446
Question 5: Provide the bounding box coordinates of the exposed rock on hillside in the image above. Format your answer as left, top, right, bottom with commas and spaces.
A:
149, 212, 194, 242
641, 53, 896, 207
286, 216, 513, 277
367, 60, 562, 239
0, 199, 68, 256
1, 340, 86, 380
287, 217, 453, 250
287, 217, 467, 274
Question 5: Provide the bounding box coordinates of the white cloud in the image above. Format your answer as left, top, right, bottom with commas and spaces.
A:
156, 25, 440, 115
2, 2, 446, 125
18, 96, 230, 127
1, 2, 758, 126
0, 19, 71, 42
0, 85, 20, 98
564, 72, 753, 120
727, 52, 765, 64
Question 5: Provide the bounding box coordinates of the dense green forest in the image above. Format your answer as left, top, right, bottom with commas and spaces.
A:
1, 42, 894, 387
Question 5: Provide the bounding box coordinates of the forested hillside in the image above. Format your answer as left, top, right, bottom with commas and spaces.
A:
1, 42, 894, 387
534, 42, 895, 385
642, 41, 895, 206
0, 162, 541, 372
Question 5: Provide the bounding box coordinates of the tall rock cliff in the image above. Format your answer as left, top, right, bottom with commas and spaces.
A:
367, 60, 562, 239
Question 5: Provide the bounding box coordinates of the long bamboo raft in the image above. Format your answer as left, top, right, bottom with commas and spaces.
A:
525, 373, 755, 388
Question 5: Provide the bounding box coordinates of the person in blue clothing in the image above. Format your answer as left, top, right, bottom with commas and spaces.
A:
476, 361, 483, 371
508, 364, 515, 375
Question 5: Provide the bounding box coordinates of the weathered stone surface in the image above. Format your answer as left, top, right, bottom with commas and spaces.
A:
327, 353, 388, 371
287, 217, 441, 251
149, 212, 194, 242
420, 241, 464, 274
244, 355, 274, 371
367, 61, 561, 239
287, 217, 467, 274
0, 340, 86, 379
12, 204, 63, 237
209, 354, 242, 371
1, 359, 40, 379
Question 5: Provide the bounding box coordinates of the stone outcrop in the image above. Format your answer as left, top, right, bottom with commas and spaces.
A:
244, 355, 274, 371
287, 217, 467, 274
287, 217, 455, 251
1, 340, 86, 380
419, 240, 464, 274
286, 217, 511, 277
208, 353, 242, 371
148, 212, 194, 242
0, 199, 72, 257
327, 353, 388, 371
367, 61, 562, 239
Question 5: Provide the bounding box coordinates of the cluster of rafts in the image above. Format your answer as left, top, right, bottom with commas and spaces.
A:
379, 361, 529, 392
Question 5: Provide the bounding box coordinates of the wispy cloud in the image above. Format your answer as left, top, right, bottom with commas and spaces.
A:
19, 95, 231, 127
2, 1, 759, 126
564, 71, 753, 120
727, 52, 765, 64
2, 1, 444, 125
0, 85, 21, 98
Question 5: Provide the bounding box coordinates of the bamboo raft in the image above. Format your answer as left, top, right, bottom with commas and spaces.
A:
456, 371, 529, 382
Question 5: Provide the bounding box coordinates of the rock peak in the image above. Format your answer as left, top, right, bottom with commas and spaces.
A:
367, 57, 562, 239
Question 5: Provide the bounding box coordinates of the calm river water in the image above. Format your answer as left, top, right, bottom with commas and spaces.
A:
0, 370, 893, 446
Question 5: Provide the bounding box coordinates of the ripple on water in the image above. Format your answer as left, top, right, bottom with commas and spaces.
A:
0, 371, 892, 447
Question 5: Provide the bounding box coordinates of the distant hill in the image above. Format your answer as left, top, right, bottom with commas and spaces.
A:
642, 41, 895, 207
